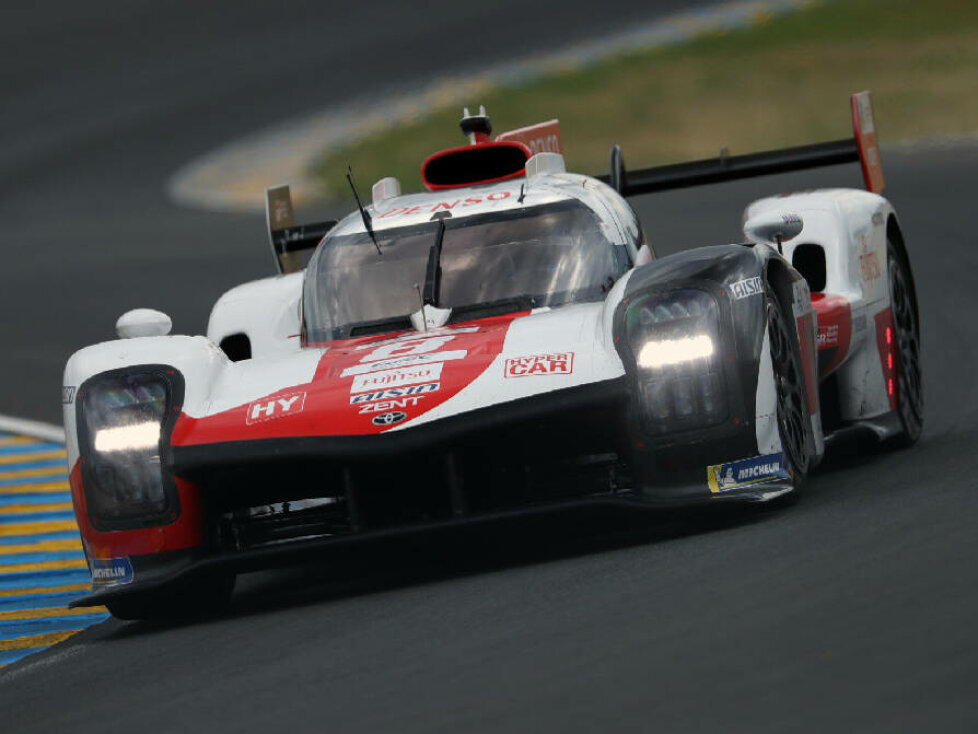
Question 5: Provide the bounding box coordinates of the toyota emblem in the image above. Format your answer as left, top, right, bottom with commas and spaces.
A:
372, 411, 407, 427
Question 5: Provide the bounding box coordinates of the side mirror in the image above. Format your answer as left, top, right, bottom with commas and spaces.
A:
744, 212, 804, 253
116, 309, 172, 339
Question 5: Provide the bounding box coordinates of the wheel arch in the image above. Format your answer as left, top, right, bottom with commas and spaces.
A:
886, 214, 920, 328
763, 251, 824, 468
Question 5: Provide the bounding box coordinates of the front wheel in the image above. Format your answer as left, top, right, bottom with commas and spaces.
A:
766, 285, 810, 486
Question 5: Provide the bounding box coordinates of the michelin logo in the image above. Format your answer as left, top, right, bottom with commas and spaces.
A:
91, 557, 134, 586
730, 276, 763, 300
707, 452, 790, 493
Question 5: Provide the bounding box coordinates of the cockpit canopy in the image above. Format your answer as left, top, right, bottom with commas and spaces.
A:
302, 198, 629, 342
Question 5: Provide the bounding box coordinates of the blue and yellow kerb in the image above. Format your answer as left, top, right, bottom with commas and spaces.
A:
0, 432, 108, 670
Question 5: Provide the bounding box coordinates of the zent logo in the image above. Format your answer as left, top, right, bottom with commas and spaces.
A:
504, 352, 574, 378
62, 386, 76, 404
371, 411, 407, 427
246, 392, 307, 425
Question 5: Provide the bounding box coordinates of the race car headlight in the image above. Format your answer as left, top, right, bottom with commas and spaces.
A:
625, 289, 727, 434
78, 368, 182, 529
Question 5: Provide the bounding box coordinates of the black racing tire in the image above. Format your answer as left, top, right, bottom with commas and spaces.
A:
766, 284, 811, 487
886, 238, 924, 447
106, 573, 236, 622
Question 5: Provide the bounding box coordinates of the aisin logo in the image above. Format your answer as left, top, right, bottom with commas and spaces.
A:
371, 411, 407, 427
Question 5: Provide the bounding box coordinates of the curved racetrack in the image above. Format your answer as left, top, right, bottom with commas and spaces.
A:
3, 3, 978, 731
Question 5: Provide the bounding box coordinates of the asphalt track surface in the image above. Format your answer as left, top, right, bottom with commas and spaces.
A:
3, 3, 978, 732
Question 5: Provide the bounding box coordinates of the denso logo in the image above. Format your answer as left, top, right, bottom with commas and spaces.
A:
246, 392, 306, 424
504, 352, 574, 378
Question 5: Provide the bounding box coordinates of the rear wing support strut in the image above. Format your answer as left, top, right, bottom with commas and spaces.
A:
265, 185, 336, 274
600, 91, 884, 197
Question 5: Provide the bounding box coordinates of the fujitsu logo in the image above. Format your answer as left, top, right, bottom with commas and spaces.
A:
246, 392, 306, 424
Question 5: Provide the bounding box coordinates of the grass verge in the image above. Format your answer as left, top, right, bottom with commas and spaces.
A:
310, 0, 978, 199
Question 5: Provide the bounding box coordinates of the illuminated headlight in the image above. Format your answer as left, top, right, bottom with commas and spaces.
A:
625, 289, 727, 433
79, 370, 178, 527
637, 334, 715, 369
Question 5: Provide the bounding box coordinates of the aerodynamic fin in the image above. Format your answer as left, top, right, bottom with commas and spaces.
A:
600, 91, 885, 197
265, 185, 337, 274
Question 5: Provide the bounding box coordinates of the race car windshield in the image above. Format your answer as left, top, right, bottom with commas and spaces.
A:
303, 200, 627, 341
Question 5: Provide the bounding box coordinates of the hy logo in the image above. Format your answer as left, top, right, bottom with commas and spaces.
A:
246, 392, 306, 424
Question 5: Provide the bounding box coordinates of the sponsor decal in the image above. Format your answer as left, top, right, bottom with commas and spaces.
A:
377, 191, 513, 220
343, 334, 473, 378
729, 276, 764, 300
358, 334, 457, 363
707, 452, 791, 494
857, 93, 875, 134
91, 557, 134, 586
352, 327, 478, 352
371, 411, 407, 427
341, 351, 466, 377
351, 364, 443, 394
351, 382, 440, 405
359, 398, 425, 414
246, 392, 306, 425
497, 120, 563, 154
860, 251, 882, 282
792, 279, 812, 314
818, 324, 840, 348
504, 352, 574, 378
62, 386, 75, 404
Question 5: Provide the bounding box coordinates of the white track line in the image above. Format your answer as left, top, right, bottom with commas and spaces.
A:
0, 414, 65, 443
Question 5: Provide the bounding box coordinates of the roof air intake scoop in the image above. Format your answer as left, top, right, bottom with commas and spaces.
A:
421, 106, 531, 191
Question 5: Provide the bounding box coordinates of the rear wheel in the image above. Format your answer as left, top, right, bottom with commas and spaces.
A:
766, 286, 810, 484
106, 573, 235, 621
887, 240, 923, 446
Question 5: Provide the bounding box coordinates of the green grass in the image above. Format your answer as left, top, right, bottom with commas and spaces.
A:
310, 0, 978, 199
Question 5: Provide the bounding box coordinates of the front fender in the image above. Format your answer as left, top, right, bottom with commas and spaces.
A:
62, 335, 229, 466
613, 244, 818, 499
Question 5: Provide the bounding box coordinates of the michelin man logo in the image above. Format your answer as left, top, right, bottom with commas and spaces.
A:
713, 466, 737, 491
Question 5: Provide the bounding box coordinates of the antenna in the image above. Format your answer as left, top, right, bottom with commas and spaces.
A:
346, 166, 382, 255
412, 283, 427, 332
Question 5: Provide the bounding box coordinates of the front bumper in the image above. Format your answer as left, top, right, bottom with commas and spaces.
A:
71, 377, 788, 608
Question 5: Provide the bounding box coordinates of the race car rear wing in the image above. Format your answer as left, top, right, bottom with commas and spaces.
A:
266, 185, 336, 274
599, 91, 884, 197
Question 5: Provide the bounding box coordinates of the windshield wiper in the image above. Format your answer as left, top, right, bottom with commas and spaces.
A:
422, 214, 448, 306
346, 166, 381, 255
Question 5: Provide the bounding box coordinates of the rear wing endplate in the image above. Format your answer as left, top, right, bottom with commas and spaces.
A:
265, 185, 336, 274
600, 91, 884, 197
496, 119, 563, 155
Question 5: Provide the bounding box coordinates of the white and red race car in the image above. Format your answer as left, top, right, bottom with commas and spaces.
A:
64, 92, 921, 618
